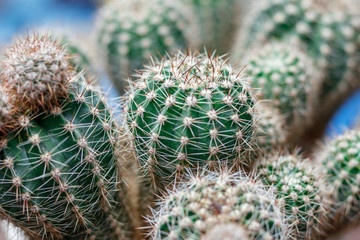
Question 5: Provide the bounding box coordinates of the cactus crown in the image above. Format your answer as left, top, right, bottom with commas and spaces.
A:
2, 34, 73, 112
149, 169, 287, 240
126, 51, 259, 188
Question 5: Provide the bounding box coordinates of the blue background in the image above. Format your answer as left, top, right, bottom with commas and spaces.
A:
1, 0, 359, 138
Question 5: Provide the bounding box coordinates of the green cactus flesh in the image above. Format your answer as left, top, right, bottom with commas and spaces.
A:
257, 153, 325, 239
0, 81, 129, 240
150, 170, 286, 240
126, 52, 258, 188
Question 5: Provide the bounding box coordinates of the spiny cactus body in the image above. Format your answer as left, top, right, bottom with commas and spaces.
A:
246, 43, 316, 130
183, 0, 242, 54
95, 0, 198, 94
256, 153, 326, 239
317, 129, 360, 233
125, 51, 259, 188
0, 35, 131, 240
150, 170, 287, 240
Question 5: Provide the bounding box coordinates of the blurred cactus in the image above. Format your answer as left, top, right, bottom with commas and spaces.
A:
0, 34, 132, 240
149, 169, 287, 240
183, 0, 243, 54
125, 51, 260, 189
317, 129, 360, 234
95, 0, 199, 94
245, 42, 318, 142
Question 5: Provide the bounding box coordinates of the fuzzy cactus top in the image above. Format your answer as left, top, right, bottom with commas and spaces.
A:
2, 34, 73, 112
125, 51, 260, 188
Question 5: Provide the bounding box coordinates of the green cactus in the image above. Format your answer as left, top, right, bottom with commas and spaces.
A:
95, 0, 199, 94
256, 153, 327, 239
125, 51, 259, 189
317, 129, 360, 233
245, 42, 317, 130
0, 34, 131, 240
183, 0, 242, 54
149, 169, 287, 240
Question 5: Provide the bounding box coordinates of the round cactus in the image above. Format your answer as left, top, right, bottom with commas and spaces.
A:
246, 42, 317, 130
2, 34, 73, 112
317, 129, 360, 233
125, 51, 259, 188
255, 153, 327, 239
149, 169, 287, 240
95, 0, 198, 94
182, 0, 242, 54
0, 35, 131, 240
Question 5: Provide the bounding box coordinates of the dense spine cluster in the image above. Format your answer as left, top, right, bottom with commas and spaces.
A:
0, 35, 131, 240
150, 170, 287, 240
125, 51, 259, 189
256, 153, 326, 239
95, 0, 198, 94
317, 129, 360, 232
246, 43, 316, 129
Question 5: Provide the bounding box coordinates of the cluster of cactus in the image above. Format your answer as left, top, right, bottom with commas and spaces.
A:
1, 0, 360, 239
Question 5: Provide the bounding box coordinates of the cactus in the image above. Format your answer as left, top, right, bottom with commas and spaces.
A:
316, 129, 360, 233
149, 169, 287, 240
95, 0, 198, 94
245, 42, 317, 132
2, 34, 73, 112
255, 152, 327, 239
125, 51, 259, 189
0, 34, 131, 240
182, 0, 242, 54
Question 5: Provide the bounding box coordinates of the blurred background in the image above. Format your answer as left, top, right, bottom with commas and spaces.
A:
0, 0, 360, 239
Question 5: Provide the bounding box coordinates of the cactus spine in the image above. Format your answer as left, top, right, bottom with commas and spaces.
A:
0, 34, 131, 239
95, 0, 198, 94
149, 169, 287, 240
125, 51, 259, 189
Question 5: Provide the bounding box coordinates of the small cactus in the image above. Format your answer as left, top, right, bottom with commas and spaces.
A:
125, 51, 260, 189
0, 34, 131, 240
316, 129, 360, 233
95, 0, 198, 94
2, 34, 73, 112
245, 42, 317, 133
149, 169, 287, 240
255, 152, 327, 239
